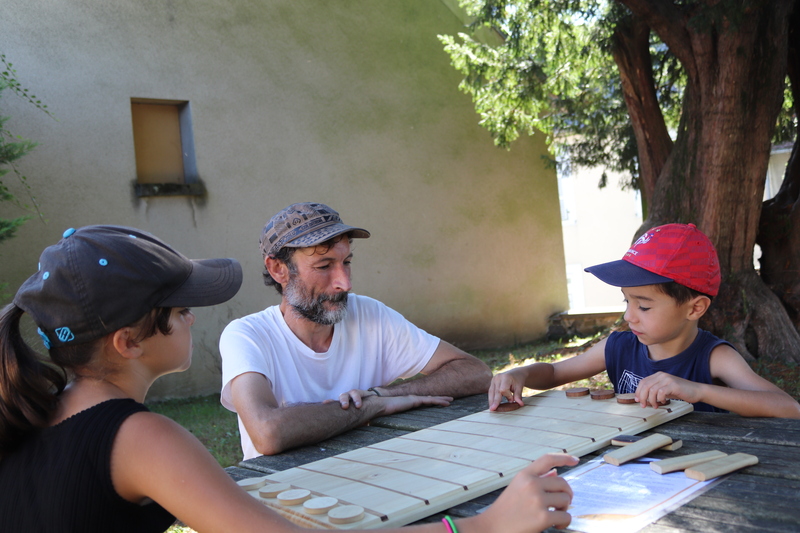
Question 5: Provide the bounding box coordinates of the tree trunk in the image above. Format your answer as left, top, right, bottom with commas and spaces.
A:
758, 2, 800, 337
611, 14, 673, 206
619, 0, 800, 362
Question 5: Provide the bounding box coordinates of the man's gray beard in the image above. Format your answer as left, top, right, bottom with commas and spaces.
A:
284, 277, 349, 325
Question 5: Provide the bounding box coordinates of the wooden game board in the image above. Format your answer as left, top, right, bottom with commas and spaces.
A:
243, 390, 693, 529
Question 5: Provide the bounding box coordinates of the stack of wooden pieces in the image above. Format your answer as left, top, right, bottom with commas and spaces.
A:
603, 433, 759, 480
654, 451, 759, 480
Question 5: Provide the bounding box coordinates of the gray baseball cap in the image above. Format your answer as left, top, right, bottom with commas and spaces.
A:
14, 225, 243, 348
259, 202, 370, 258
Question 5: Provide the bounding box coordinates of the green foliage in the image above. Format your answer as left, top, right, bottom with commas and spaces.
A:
1, 54, 50, 114
0, 54, 52, 299
0, 109, 37, 247
440, 1, 607, 145
775, 78, 797, 145
0, 53, 49, 294
439, 0, 796, 188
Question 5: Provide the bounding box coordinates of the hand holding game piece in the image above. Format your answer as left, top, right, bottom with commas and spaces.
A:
487, 367, 529, 411
474, 453, 579, 533
635, 371, 696, 408
493, 401, 523, 412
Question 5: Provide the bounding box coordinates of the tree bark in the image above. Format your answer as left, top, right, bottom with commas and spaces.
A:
611, 14, 673, 205
618, 0, 800, 362
758, 2, 800, 336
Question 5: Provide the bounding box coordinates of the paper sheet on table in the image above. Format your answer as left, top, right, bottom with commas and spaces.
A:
562, 457, 718, 533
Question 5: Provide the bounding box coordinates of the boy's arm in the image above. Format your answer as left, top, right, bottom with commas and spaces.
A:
636, 345, 800, 418
488, 338, 609, 410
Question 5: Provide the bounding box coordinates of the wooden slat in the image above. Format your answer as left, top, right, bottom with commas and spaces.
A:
685, 453, 759, 481
603, 433, 673, 465
650, 450, 728, 474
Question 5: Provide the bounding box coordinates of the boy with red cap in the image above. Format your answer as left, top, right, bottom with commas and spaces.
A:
489, 223, 800, 418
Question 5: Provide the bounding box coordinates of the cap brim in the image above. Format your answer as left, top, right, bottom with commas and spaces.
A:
159, 257, 243, 307
284, 224, 370, 249
584, 259, 673, 287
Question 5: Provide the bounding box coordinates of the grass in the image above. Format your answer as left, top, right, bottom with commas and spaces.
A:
148, 332, 800, 470
147, 394, 242, 468
470, 333, 615, 391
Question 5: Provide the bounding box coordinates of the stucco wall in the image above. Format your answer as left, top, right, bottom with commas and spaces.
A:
560, 166, 642, 312
1, 0, 567, 400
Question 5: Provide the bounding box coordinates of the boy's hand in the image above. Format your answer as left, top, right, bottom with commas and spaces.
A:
635, 372, 702, 407
488, 368, 528, 410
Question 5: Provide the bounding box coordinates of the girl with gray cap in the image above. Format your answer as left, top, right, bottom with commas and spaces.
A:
0, 225, 576, 533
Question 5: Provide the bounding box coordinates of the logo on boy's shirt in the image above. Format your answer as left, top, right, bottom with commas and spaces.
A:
618, 370, 644, 394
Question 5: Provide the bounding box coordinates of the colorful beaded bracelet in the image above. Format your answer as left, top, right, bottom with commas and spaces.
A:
442, 515, 458, 533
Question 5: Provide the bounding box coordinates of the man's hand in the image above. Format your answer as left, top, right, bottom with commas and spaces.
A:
635, 371, 699, 407
337, 388, 377, 409
488, 367, 529, 411
375, 394, 453, 415
338, 388, 452, 412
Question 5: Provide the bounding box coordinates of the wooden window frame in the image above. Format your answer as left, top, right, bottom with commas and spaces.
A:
131, 98, 205, 197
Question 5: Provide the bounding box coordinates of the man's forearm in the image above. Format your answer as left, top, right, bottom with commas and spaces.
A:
378, 357, 491, 399
254, 398, 384, 455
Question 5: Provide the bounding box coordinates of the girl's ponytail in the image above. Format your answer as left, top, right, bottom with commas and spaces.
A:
0, 304, 66, 455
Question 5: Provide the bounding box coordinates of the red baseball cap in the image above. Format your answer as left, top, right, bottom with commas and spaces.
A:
584, 223, 720, 297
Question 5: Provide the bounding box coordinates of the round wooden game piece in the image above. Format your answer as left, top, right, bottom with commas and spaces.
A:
494, 402, 522, 412
657, 399, 671, 406
258, 482, 292, 498
590, 389, 615, 400
616, 393, 637, 404
236, 476, 268, 491
277, 488, 312, 506
328, 505, 365, 524
303, 496, 338, 515
566, 387, 590, 397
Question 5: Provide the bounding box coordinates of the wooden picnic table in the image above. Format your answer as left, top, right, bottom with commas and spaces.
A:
226, 394, 800, 532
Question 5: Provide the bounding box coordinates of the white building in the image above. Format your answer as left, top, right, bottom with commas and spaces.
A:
560, 147, 790, 313
1, 0, 568, 399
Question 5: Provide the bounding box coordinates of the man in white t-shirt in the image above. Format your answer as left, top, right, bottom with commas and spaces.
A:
220, 202, 492, 459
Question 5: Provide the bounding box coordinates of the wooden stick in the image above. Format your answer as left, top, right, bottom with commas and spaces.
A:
650, 450, 728, 474
603, 433, 673, 466
611, 435, 683, 451
685, 453, 759, 481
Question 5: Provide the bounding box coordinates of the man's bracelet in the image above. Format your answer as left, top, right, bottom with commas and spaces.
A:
368, 387, 382, 397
